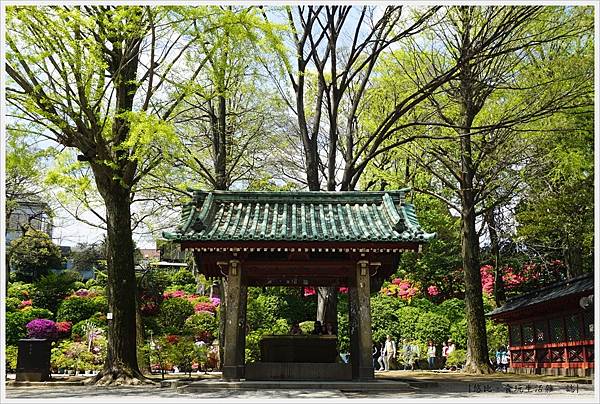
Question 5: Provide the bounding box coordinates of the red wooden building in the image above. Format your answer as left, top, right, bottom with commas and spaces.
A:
489, 273, 594, 377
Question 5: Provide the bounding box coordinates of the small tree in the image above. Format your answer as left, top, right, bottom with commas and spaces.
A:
8, 227, 63, 282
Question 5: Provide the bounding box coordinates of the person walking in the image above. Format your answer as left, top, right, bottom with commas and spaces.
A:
382, 335, 396, 371
500, 346, 510, 372
427, 340, 436, 369
441, 341, 449, 369
372, 341, 380, 370
377, 341, 385, 371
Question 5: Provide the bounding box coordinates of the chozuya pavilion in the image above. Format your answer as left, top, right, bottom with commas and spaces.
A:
163, 189, 434, 381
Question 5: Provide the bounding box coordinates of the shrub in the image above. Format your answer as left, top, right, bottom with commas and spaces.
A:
5, 345, 18, 371
56, 321, 72, 338
158, 297, 194, 335
370, 294, 406, 342
30, 272, 80, 314
184, 312, 218, 340
446, 349, 467, 368
486, 320, 509, 358
165, 337, 206, 376
56, 295, 107, 324
246, 293, 287, 331
171, 269, 196, 286
394, 306, 424, 341
51, 340, 96, 373
72, 316, 107, 339
6, 297, 21, 312
450, 318, 468, 349
415, 312, 451, 345
6, 308, 54, 344
73, 281, 86, 290
194, 301, 216, 313
7, 282, 32, 300
434, 298, 466, 323
27, 319, 58, 339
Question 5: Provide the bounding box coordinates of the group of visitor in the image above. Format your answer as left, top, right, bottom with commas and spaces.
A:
495, 346, 510, 372
373, 336, 457, 371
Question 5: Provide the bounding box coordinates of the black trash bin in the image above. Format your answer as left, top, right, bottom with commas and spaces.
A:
16, 339, 52, 381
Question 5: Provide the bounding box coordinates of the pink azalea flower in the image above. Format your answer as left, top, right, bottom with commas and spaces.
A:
427, 285, 440, 296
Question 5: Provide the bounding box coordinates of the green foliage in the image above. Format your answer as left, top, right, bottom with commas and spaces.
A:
434, 298, 466, 323
50, 340, 97, 372
6, 297, 22, 312
394, 306, 424, 341
142, 316, 162, 337
56, 296, 108, 324
414, 312, 451, 344
486, 320, 509, 359
449, 318, 468, 349
370, 294, 406, 342
31, 271, 81, 314
164, 337, 207, 376
245, 318, 289, 363
259, 287, 316, 324
158, 298, 195, 335
5, 345, 18, 371
7, 282, 33, 299
6, 307, 54, 344
171, 269, 196, 286
8, 228, 63, 282
446, 349, 467, 368
246, 289, 288, 331
184, 312, 218, 339
72, 316, 108, 339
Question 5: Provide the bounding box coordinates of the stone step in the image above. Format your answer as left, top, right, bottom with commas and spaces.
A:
164, 379, 416, 392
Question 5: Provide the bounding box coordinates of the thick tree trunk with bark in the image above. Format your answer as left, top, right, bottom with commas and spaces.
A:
485, 207, 506, 306
91, 179, 150, 385
564, 241, 583, 279
460, 126, 492, 374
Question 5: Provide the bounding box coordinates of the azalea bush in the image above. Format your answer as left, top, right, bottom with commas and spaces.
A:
171, 269, 196, 286
6, 297, 21, 312
158, 297, 195, 335
56, 321, 72, 338
184, 311, 218, 340
6, 308, 54, 344
380, 278, 421, 300
56, 295, 107, 324
26, 318, 58, 339
8, 282, 32, 300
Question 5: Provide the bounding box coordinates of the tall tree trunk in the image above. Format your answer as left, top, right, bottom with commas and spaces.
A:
564, 241, 583, 279
460, 127, 492, 374
93, 180, 148, 384
485, 207, 506, 306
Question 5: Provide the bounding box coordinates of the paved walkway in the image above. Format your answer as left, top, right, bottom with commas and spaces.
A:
4, 371, 596, 402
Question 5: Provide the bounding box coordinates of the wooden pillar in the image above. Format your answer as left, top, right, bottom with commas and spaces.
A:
223, 260, 244, 380
236, 283, 248, 379
349, 260, 374, 380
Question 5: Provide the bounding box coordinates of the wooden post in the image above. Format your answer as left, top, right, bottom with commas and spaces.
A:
236, 283, 248, 378
349, 260, 374, 380
223, 260, 244, 380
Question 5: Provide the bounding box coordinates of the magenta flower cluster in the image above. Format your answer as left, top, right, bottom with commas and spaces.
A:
26, 319, 58, 340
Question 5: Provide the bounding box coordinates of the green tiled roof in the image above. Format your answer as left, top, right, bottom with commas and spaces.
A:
163, 189, 435, 243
